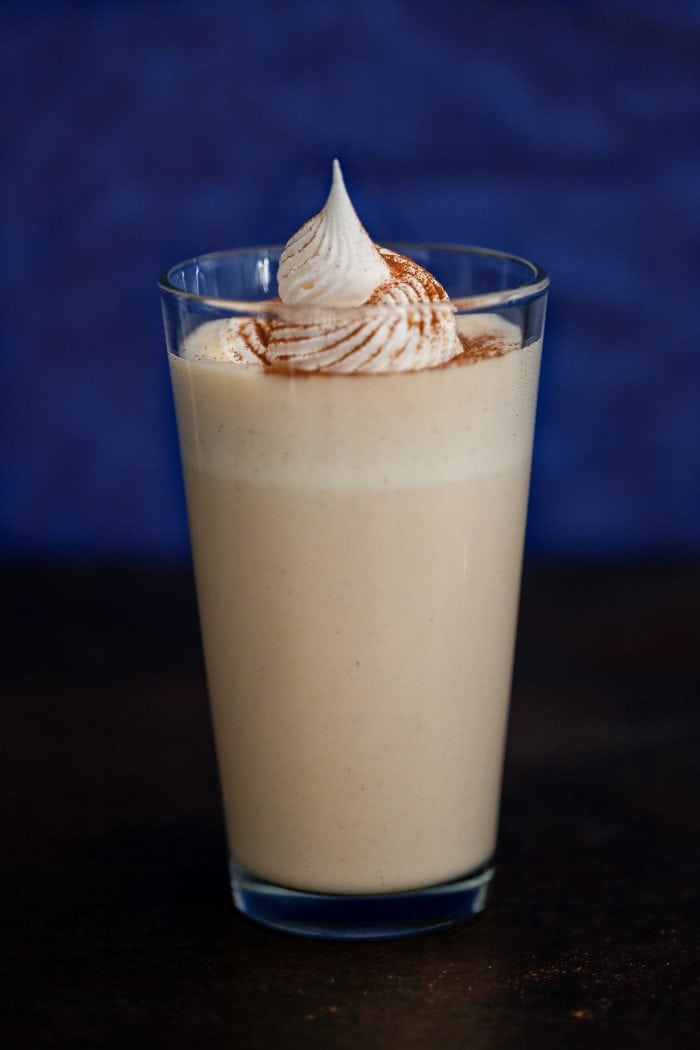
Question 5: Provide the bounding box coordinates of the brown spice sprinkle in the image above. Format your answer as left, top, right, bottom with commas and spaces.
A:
213, 253, 518, 372
448, 332, 514, 366
259, 332, 513, 375
367, 248, 450, 304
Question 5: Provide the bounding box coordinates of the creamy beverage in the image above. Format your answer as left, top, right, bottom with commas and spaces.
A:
166, 162, 543, 900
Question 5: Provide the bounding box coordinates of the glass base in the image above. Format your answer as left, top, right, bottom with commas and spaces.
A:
230, 862, 494, 940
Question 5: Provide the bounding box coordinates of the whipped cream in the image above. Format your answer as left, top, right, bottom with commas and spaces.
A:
277, 160, 390, 307
185, 162, 466, 373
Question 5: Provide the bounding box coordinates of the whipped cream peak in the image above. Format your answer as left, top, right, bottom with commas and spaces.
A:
277, 159, 390, 308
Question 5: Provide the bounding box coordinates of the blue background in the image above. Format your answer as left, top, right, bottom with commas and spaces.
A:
2, 0, 699, 561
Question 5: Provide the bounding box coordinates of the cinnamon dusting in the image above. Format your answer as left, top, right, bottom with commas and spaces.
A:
236, 330, 515, 376
204, 247, 515, 374
368, 249, 450, 305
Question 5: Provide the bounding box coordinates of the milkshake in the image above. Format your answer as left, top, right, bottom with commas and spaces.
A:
161, 162, 547, 934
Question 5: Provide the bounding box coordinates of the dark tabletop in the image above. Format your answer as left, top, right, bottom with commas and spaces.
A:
2, 562, 698, 1049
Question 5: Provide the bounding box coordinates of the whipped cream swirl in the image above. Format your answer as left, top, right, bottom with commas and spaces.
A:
210, 161, 460, 373
277, 160, 390, 307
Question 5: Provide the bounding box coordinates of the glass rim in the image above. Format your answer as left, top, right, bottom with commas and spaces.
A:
158, 242, 549, 314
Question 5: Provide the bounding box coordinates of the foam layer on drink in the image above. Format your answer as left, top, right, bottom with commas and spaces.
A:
171, 314, 539, 490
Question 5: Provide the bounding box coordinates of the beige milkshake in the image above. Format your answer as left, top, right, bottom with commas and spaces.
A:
164, 162, 545, 910
171, 330, 538, 894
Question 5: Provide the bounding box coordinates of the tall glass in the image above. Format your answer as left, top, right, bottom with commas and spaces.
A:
159, 245, 548, 939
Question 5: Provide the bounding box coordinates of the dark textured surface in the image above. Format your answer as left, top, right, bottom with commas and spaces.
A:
2, 0, 700, 559
2, 562, 698, 1047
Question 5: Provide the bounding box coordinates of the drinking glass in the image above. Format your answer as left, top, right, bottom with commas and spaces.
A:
159, 245, 548, 939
